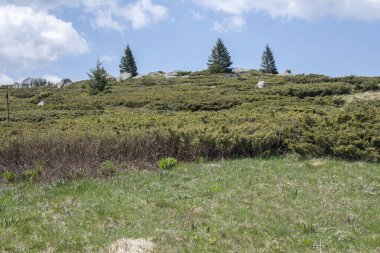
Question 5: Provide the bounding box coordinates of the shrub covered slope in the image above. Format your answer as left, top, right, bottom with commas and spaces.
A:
0, 71, 379, 180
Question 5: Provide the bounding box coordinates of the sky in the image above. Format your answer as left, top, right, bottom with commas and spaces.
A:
1, 0, 380, 85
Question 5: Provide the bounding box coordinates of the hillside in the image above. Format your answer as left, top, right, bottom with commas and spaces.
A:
0, 71, 379, 181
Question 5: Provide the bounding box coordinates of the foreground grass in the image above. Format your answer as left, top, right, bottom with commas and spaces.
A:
1, 158, 379, 252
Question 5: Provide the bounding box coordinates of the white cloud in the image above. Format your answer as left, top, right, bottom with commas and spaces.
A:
43, 75, 62, 84
213, 22, 227, 33
99, 55, 115, 63
191, 10, 204, 21
121, 0, 168, 29
0, 0, 168, 31
194, 0, 380, 32
194, 0, 380, 20
0, 74, 13, 85
0, 5, 89, 69
213, 15, 246, 33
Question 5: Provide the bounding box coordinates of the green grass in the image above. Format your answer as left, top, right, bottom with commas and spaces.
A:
1, 157, 379, 252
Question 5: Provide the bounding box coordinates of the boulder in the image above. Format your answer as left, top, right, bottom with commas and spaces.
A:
56, 78, 73, 88
118, 72, 133, 81
21, 78, 47, 88
37, 101, 45, 106
280, 69, 293, 76
133, 75, 143, 79
257, 81, 265, 88
147, 71, 165, 77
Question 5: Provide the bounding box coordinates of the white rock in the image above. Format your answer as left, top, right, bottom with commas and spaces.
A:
56, 78, 73, 88
133, 75, 143, 79
257, 81, 265, 88
38, 101, 45, 106
118, 72, 132, 82
147, 71, 164, 77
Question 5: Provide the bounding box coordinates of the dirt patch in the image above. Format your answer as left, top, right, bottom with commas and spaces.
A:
344, 91, 380, 103
109, 238, 155, 253
310, 160, 326, 167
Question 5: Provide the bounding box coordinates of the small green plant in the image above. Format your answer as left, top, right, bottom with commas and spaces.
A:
157, 157, 178, 170
197, 156, 209, 164
2, 171, 19, 183
22, 161, 43, 182
100, 160, 117, 176
302, 223, 317, 234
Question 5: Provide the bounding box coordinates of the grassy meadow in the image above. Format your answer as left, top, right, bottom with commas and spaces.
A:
1, 158, 380, 252
0, 71, 379, 252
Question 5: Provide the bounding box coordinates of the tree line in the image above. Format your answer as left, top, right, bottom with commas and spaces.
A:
88, 38, 278, 94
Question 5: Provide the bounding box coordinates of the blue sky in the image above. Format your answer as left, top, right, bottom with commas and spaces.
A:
1, 0, 380, 84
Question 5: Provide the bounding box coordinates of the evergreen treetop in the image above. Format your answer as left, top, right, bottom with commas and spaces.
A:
207, 38, 233, 73
120, 45, 138, 77
88, 59, 108, 95
260, 44, 278, 74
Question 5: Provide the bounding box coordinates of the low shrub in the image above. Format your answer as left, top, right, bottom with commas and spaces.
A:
100, 160, 117, 176
2, 171, 19, 183
22, 161, 43, 182
157, 157, 178, 170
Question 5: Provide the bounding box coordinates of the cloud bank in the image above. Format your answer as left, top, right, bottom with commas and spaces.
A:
194, 0, 380, 31
0, 5, 89, 70
0, 0, 168, 31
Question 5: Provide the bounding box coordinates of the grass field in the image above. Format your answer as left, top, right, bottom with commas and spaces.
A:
1, 157, 379, 252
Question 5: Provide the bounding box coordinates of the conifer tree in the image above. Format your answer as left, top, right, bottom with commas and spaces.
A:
207, 38, 233, 73
88, 59, 108, 95
120, 45, 138, 77
260, 44, 278, 74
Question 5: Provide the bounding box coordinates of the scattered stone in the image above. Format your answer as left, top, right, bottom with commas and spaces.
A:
257, 81, 265, 88
109, 238, 155, 253
224, 73, 239, 79
232, 68, 251, 74
14, 77, 73, 88
280, 69, 293, 76
19, 78, 48, 88
164, 71, 188, 79
346, 213, 356, 223
147, 71, 164, 77
165, 75, 177, 79
118, 72, 133, 82
56, 78, 73, 88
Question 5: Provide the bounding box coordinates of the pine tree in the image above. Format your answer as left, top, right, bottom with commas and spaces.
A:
88, 59, 108, 95
120, 45, 138, 77
207, 38, 233, 73
260, 44, 278, 74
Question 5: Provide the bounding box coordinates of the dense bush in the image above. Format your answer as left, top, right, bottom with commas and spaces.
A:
0, 71, 379, 182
